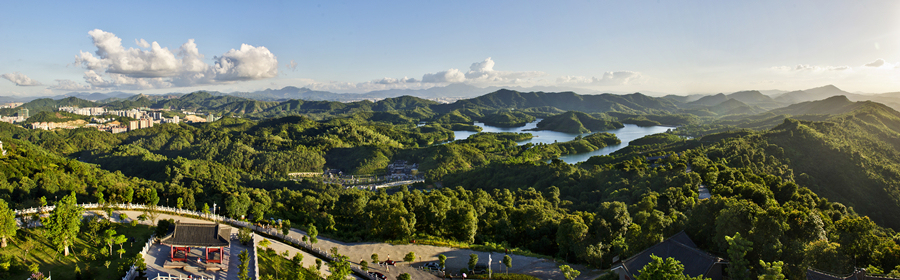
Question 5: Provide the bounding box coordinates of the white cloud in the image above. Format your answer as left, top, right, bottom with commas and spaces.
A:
420, 57, 544, 85
865, 59, 886, 67
286, 60, 299, 71
422, 68, 466, 83
213, 44, 279, 81
135, 38, 151, 48
557, 71, 643, 86
68, 29, 278, 90
1, 72, 42, 86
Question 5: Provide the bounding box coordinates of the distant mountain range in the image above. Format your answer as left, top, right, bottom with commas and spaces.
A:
0, 84, 602, 104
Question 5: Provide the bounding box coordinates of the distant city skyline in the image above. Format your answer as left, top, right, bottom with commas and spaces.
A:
2, 0, 900, 96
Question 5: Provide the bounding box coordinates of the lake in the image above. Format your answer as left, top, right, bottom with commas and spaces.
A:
451, 120, 674, 164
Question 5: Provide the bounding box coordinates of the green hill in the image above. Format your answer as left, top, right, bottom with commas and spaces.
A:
734, 102, 900, 229
480, 111, 536, 127
768, 95, 863, 115
531, 111, 624, 133
444, 89, 678, 114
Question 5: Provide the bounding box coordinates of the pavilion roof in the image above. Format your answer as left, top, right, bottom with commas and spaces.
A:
160, 222, 231, 247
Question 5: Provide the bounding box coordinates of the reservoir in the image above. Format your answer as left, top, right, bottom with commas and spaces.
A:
451, 120, 673, 164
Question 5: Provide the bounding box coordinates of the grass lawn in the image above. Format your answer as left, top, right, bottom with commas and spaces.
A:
257, 246, 323, 280
0, 221, 153, 280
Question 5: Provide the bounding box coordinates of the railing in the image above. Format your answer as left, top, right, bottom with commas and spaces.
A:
150, 273, 214, 280
250, 234, 260, 280
122, 234, 155, 280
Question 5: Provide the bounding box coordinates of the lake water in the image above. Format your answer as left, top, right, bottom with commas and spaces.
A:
451, 120, 674, 164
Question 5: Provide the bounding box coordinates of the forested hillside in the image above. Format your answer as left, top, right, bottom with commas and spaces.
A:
4, 88, 900, 279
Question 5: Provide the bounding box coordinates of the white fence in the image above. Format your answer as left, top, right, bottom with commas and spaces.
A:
149, 273, 214, 280
251, 234, 260, 280
122, 234, 155, 280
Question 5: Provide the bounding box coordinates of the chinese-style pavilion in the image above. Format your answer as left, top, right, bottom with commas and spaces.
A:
160, 222, 231, 264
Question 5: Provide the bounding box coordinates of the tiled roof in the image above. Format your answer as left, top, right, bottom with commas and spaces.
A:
160, 222, 231, 247
621, 231, 724, 278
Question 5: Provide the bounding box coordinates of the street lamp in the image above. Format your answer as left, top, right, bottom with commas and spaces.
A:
212, 203, 217, 221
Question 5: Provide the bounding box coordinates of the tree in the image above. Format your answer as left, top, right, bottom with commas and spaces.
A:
134, 253, 147, 271
438, 254, 447, 270
557, 215, 589, 261
114, 234, 127, 257
293, 252, 304, 266
103, 229, 117, 256
503, 255, 512, 274
637, 254, 708, 280
202, 203, 210, 217
281, 220, 291, 236
308, 224, 318, 245
758, 260, 785, 280
725, 232, 753, 280
326, 252, 352, 280
0, 199, 17, 247
259, 239, 271, 249
238, 249, 250, 280
176, 197, 183, 209
238, 227, 252, 246
468, 254, 478, 272
21, 237, 36, 262
404, 251, 416, 264
559, 265, 580, 280
45, 192, 83, 256
397, 273, 411, 280
360, 260, 368, 271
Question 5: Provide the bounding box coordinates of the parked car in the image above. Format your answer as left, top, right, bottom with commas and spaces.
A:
382, 260, 396, 266
471, 264, 489, 274
424, 262, 440, 270
369, 272, 387, 279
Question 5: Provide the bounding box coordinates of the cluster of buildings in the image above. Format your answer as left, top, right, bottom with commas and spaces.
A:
387, 160, 419, 180
20, 106, 212, 133
0, 108, 28, 124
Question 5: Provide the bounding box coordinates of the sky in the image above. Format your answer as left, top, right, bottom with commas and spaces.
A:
2, 0, 900, 97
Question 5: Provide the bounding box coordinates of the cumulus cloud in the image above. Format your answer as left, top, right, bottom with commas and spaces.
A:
557, 71, 643, 86
1, 72, 42, 86
212, 44, 279, 81
286, 60, 299, 71
420, 57, 544, 85
422, 68, 466, 83
67, 29, 278, 90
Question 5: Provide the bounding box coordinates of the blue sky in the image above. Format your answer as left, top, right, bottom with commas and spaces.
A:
2, 0, 900, 96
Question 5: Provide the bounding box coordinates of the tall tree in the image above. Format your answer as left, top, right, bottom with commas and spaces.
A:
308, 224, 318, 245
468, 254, 478, 272
0, 199, 17, 247
726, 232, 753, 280
45, 192, 83, 256
238, 249, 250, 280
503, 255, 512, 275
